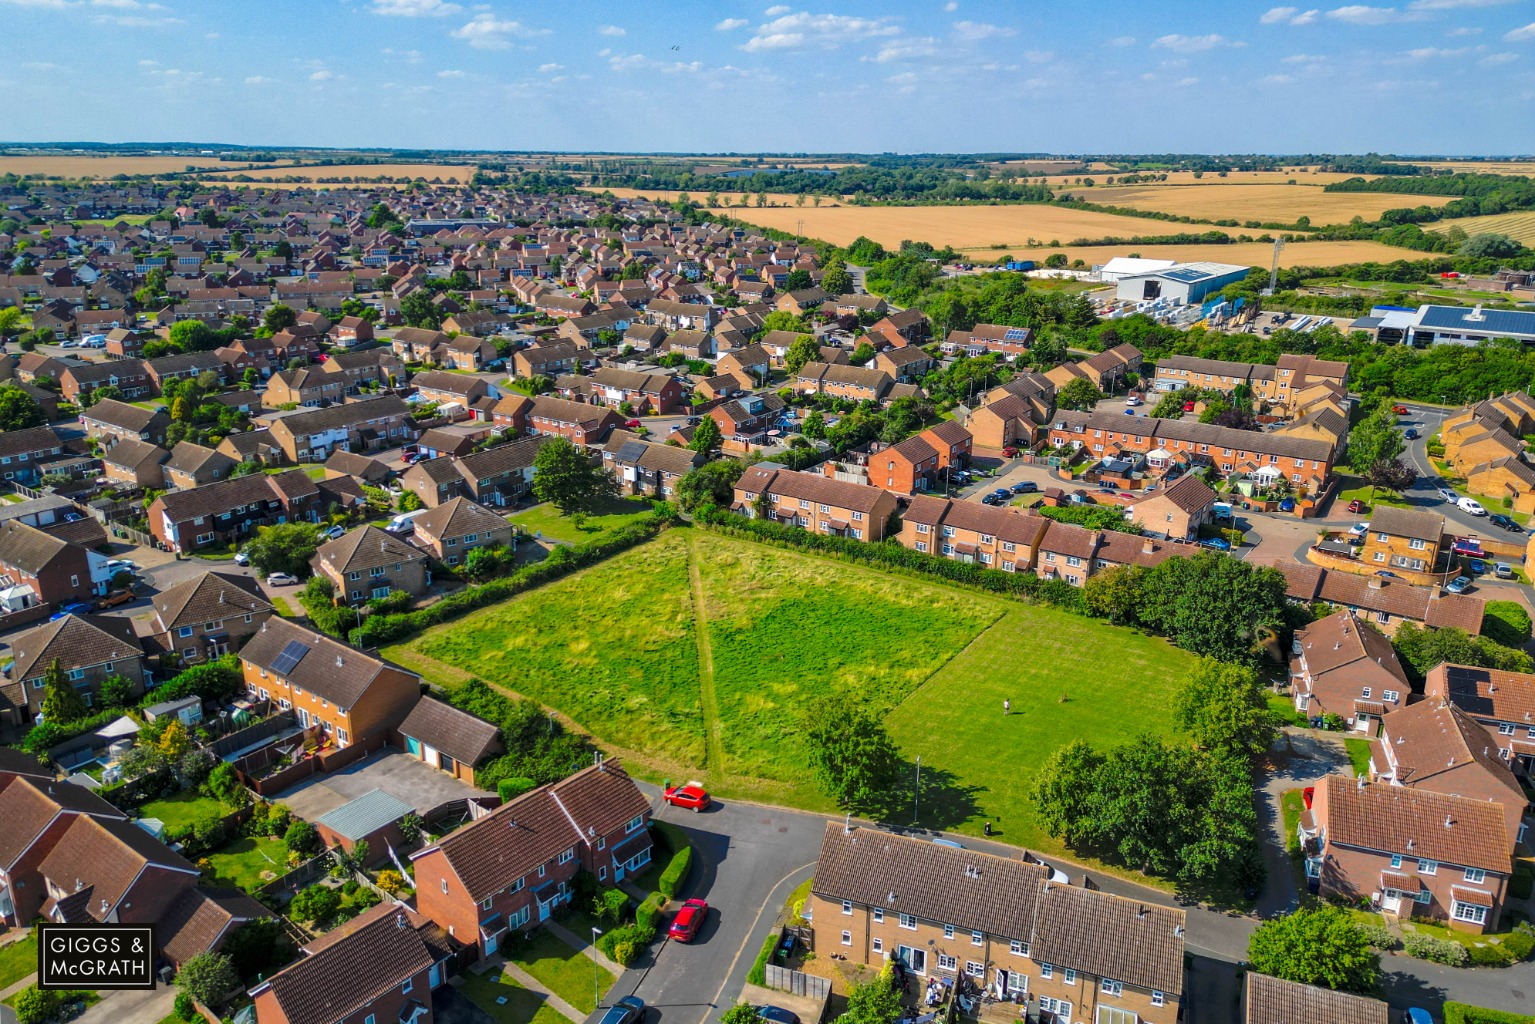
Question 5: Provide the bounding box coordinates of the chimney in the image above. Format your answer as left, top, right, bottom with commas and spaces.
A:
1445, 814, 1454, 829
1368, 578, 1383, 591
1142, 536, 1155, 555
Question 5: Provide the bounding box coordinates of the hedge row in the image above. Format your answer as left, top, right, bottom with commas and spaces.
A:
692, 507, 1087, 614
1445, 1004, 1533, 1024
350, 516, 670, 647
657, 846, 692, 901
745, 932, 777, 987
596, 890, 666, 968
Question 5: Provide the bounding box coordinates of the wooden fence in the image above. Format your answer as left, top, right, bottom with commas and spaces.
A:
258, 850, 334, 897
209, 709, 292, 758
763, 965, 832, 1001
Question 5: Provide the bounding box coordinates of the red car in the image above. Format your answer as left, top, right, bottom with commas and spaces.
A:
1392, 404, 1408, 415
1182, 401, 1196, 412
625, 418, 642, 428
668, 898, 708, 942
1347, 499, 1365, 514
1303, 786, 1316, 809
663, 782, 711, 811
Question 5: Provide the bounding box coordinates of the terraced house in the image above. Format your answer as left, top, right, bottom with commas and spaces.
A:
0, 426, 70, 487
898, 497, 1048, 571
267, 395, 416, 463
148, 470, 328, 553
811, 824, 1185, 1024
313, 526, 430, 604
793, 362, 895, 403
734, 465, 898, 541
1424, 663, 1535, 776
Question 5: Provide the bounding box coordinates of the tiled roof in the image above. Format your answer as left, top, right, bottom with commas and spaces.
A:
100, 438, 168, 470
411, 496, 508, 541
38, 814, 197, 920
1378, 700, 1525, 812
271, 395, 411, 435
1030, 878, 1185, 996
159, 886, 269, 965
1426, 663, 1535, 726
0, 519, 76, 576
317, 525, 425, 575
397, 696, 501, 767
153, 571, 272, 632
154, 472, 283, 522
82, 399, 164, 433
1319, 774, 1510, 873
1039, 519, 1101, 559
257, 903, 435, 1024
1367, 506, 1445, 543
1295, 610, 1410, 686
548, 760, 651, 840
740, 465, 891, 514
0, 777, 124, 869
7, 613, 142, 684
240, 616, 409, 708
1242, 972, 1387, 1024
164, 441, 235, 478
1152, 473, 1217, 515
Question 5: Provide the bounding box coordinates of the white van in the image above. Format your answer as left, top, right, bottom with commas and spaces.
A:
388, 509, 428, 533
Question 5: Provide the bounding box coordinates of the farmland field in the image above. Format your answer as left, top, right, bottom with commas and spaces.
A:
393, 528, 1196, 856
200, 162, 474, 182
958, 239, 1417, 268
1396, 160, 1535, 175
1434, 210, 1535, 246
0, 154, 235, 177
1085, 183, 1454, 225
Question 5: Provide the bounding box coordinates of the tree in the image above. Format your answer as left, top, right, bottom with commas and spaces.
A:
1082, 564, 1144, 625
0, 307, 25, 341
169, 319, 215, 351
1173, 659, 1281, 758
80, 383, 122, 409
14, 987, 58, 1024
1365, 458, 1415, 495
1459, 232, 1523, 259
98, 675, 135, 709
262, 304, 297, 333
821, 264, 853, 297
849, 341, 875, 366
1483, 600, 1533, 648
784, 334, 822, 374
782, 268, 813, 292
1346, 407, 1403, 474
802, 410, 826, 439
177, 951, 239, 1007
157, 719, 192, 760
284, 820, 319, 856
1135, 552, 1288, 664
1056, 377, 1105, 411
804, 693, 902, 812
242, 522, 323, 579
689, 416, 723, 455
219, 918, 293, 982
1392, 622, 1535, 683
0, 385, 45, 431
40, 659, 88, 724
400, 290, 444, 330
532, 437, 618, 515
723, 1004, 765, 1024
288, 884, 340, 924
758, 310, 808, 335
1247, 907, 1380, 994
837, 964, 903, 1024
676, 459, 743, 511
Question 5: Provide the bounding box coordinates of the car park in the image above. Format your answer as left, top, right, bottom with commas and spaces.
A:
598, 996, 646, 1024
667, 898, 709, 942
1496, 562, 1516, 579
1458, 497, 1487, 516
1446, 576, 1473, 594
266, 572, 299, 587
663, 781, 711, 811
1489, 513, 1523, 533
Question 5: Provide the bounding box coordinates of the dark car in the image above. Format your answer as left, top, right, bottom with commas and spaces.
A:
991, 488, 1011, 500
599, 996, 645, 1024
1404, 428, 1419, 440
49, 602, 91, 621
1490, 513, 1524, 533
755, 1008, 801, 1024
980, 493, 999, 505
1012, 481, 1037, 494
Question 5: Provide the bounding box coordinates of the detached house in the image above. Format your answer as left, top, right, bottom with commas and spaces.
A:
1359, 506, 1444, 576
162, 441, 238, 490
1132, 474, 1217, 541
1424, 663, 1535, 777
150, 571, 274, 664
313, 526, 430, 605
1290, 610, 1411, 734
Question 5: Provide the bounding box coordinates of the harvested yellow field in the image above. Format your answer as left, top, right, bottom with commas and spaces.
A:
0, 155, 234, 177
1037, 170, 1379, 188
196, 180, 416, 192
200, 163, 475, 182
1086, 183, 1453, 224
973, 240, 1418, 269
1399, 160, 1535, 175
1434, 210, 1535, 246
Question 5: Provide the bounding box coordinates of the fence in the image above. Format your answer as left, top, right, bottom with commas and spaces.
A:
763, 966, 832, 1001
258, 850, 334, 897
209, 709, 293, 758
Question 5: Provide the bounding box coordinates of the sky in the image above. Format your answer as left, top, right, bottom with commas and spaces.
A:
4, 0, 1535, 155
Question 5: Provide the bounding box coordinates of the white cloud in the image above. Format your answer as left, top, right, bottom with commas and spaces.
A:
451, 12, 547, 48
369, 0, 461, 16
383, 47, 425, 62
944, 0, 958, 8
136, 58, 157, 66
1409, 0, 1515, 8
741, 11, 899, 51
597, 23, 624, 36
868, 36, 937, 61
1105, 35, 1137, 46
715, 17, 748, 30
950, 20, 1015, 41
0, 0, 75, 7
309, 69, 333, 81
538, 62, 563, 72
1024, 49, 1053, 62
607, 52, 701, 73
1260, 6, 1297, 22
1282, 52, 1326, 61
1264, 72, 1294, 82
1151, 33, 1227, 53
205, 31, 217, 38
437, 68, 466, 77
1177, 76, 1199, 85
244, 75, 275, 85
764, 4, 789, 13
1326, 5, 1416, 24
1479, 50, 1519, 63
1506, 21, 1535, 40
1290, 9, 1319, 22
1406, 45, 1470, 56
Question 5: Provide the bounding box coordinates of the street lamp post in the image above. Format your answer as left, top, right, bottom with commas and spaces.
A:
592, 928, 603, 1010
913, 755, 921, 824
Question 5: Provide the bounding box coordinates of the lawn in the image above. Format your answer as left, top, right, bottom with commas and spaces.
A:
508, 498, 655, 545
1344, 737, 1373, 777
511, 928, 615, 1014
0, 934, 38, 990
203, 836, 289, 892
455, 969, 570, 1024
1336, 479, 1411, 511
138, 790, 230, 829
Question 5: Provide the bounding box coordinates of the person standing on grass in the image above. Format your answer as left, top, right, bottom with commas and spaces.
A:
1003, 698, 1010, 715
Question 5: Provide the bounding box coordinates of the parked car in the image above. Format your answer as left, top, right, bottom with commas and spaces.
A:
624, 418, 642, 429
93, 589, 135, 610
1347, 499, 1364, 514
1458, 496, 1488, 516
1438, 487, 1459, 502
1012, 481, 1037, 494
1125, 396, 1141, 407
663, 781, 711, 811
1278, 497, 1295, 512
49, 602, 91, 621
667, 898, 709, 942
322, 525, 346, 541
1123, 408, 1136, 416
105, 558, 141, 572
1002, 446, 1018, 458
1446, 575, 1473, 594
991, 488, 1011, 501
1489, 513, 1523, 533
980, 493, 998, 505
1348, 522, 1369, 536
754, 1008, 801, 1024
1183, 401, 1196, 412
1199, 537, 1231, 551
1392, 404, 1408, 415
1496, 562, 1516, 579
1404, 428, 1419, 440
234, 550, 250, 565
1452, 537, 1485, 556
1303, 786, 1315, 809
266, 572, 299, 587
1469, 558, 1488, 575
1401, 1009, 1433, 1024
598, 997, 646, 1024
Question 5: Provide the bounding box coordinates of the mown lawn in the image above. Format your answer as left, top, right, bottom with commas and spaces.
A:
456, 970, 569, 1024
508, 498, 655, 545
0, 934, 38, 990
203, 836, 289, 892
138, 790, 230, 829
1344, 737, 1374, 777
511, 929, 614, 1014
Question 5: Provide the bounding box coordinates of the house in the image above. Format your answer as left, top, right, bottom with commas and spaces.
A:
447, 436, 550, 507
872, 346, 936, 382
264, 368, 347, 409
267, 396, 416, 463
897, 496, 1048, 571
390, 327, 452, 363
581, 367, 687, 415
99, 438, 170, 490
321, 349, 403, 392
35, 812, 200, 926
324, 449, 392, 486
1424, 663, 1535, 777
397, 696, 504, 787
794, 363, 894, 403
854, 435, 941, 495
1240, 973, 1387, 1024
943, 323, 1034, 361
149, 470, 348, 553
1276, 563, 1486, 636
162, 441, 238, 490
239, 617, 422, 749
489, 394, 534, 432
512, 343, 581, 380
733, 465, 898, 541
249, 903, 451, 1024
1035, 520, 1103, 587
402, 458, 469, 509
811, 823, 1185, 1024
1372, 698, 1527, 847
919, 421, 973, 472
645, 297, 714, 332
0, 520, 100, 607
1303, 773, 1510, 932
527, 395, 620, 446
149, 571, 274, 664
411, 759, 652, 957
146, 351, 225, 391
1132, 474, 1217, 541
59, 360, 153, 404
217, 428, 286, 468
411, 497, 513, 566
868, 308, 931, 345
1290, 610, 1412, 733
313, 526, 430, 605
1360, 506, 1444, 576
440, 335, 496, 371
0, 614, 143, 724
0, 427, 70, 489
707, 393, 786, 451
967, 395, 1041, 452
80, 399, 170, 446
411, 370, 489, 409
416, 429, 478, 460
716, 345, 772, 391
0, 777, 126, 925
599, 430, 702, 499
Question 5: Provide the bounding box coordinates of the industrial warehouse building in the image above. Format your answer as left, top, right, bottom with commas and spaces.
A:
1113, 262, 1252, 304
1354, 304, 1535, 347
1096, 256, 1177, 283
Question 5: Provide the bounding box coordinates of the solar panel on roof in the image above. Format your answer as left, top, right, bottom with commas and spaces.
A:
270, 639, 310, 676
1004, 328, 1028, 340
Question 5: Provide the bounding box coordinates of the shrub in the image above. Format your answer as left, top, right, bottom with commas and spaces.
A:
173, 992, 195, 1021
1402, 932, 1470, 966
497, 777, 537, 803
594, 885, 628, 924
746, 932, 777, 987
266, 803, 293, 838
1357, 923, 1399, 951
14, 987, 58, 1024
341, 879, 359, 896
1511, 862, 1533, 900
657, 845, 692, 900
284, 820, 319, 856
1467, 941, 1515, 967
635, 891, 665, 935
1444, 1003, 1533, 1024
176, 951, 238, 1008
191, 814, 226, 853
1503, 927, 1535, 961
1483, 601, 1532, 648
351, 887, 381, 911
376, 870, 406, 895
595, 924, 651, 967
289, 884, 340, 924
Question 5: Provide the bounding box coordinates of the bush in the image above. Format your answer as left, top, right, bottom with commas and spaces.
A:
1503, 927, 1535, 961
351, 887, 381, 911
265, 803, 293, 838
595, 924, 651, 967
1482, 601, 1532, 648
154, 656, 243, 705
341, 879, 360, 896
176, 951, 238, 1008
289, 884, 340, 924
594, 885, 628, 924
657, 845, 692, 900
1467, 941, 1515, 967
497, 777, 537, 803
746, 932, 777, 987
1444, 1003, 1534, 1024
376, 870, 406, 895
1511, 862, 1533, 900
13, 987, 58, 1024
1402, 932, 1470, 966
635, 891, 665, 934
284, 820, 319, 856
1357, 923, 1399, 951
173, 992, 195, 1022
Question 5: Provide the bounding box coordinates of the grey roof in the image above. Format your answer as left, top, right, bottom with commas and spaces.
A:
1417, 304, 1535, 338
315, 788, 415, 842
316, 525, 425, 575
397, 697, 501, 766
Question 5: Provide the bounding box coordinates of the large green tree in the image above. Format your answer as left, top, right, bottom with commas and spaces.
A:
821, 264, 853, 297
0, 307, 25, 341
39, 659, 88, 724
168, 319, 216, 351
783, 334, 822, 374
1391, 622, 1534, 684
1345, 406, 1404, 474
262, 304, 297, 333
675, 459, 742, 511
805, 692, 903, 812
1135, 552, 1288, 664
176, 951, 239, 1006
1056, 376, 1105, 411
400, 290, 444, 330
1247, 907, 1380, 994
532, 436, 618, 514
242, 522, 323, 579
1173, 659, 1281, 757
689, 415, 723, 455
0, 385, 45, 431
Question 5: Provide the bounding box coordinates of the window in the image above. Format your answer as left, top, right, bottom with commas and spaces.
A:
1097, 1009, 1135, 1024
480, 897, 492, 911
1040, 963, 1053, 980
1390, 854, 1403, 869
899, 913, 917, 930
1416, 889, 1432, 905
558, 848, 574, 865
1152, 991, 1165, 1008
937, 953, 957, 972
598, 866, 607, 881
1419, 859, 1438, 875
67, 669, 84, 681
897, 946, 927, 974
1453, 902, 1488, 925
178, 626, 193, 638
916, 542, 928, 553
626, 815, 644, 833
971, 930, 983, 947
841, 931, 852, 946
943, 924, 954, 940
1361, 687, 1371, 699
965, 961, 984, 978
1101, 979, 1122, 996
872, 937, 883, 954
537, 865, 546, 878
1464, 867, 1486, 884
1039, 998, 1070, 1018
402, 979, 412, 995
842, 900, 853, 916
916, 524, 929, 534
873, 908, 884, 923
1010, 940, 1028, 956
1500, 723, 1517, 735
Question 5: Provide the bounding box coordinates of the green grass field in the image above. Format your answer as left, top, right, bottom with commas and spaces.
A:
138, 791, 230, 829
508, 498, 655, 545
0, 934, 38, 990
511, 929, 614, 1014
398, 529, 1199, 856
455, 970, 568, 1024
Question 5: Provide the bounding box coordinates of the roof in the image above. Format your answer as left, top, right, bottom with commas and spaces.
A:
397, 696, 501, 767
1295, 610, 1410, 687
82, 398, 165, 433
37, 813, 197, 920
256, 903, 435, 1024
159, 886, 269, 965
240, 616, 412, 708
411, 496, 508, 540
1378, 699, 1525, 812
528, 395, 619, 428
0, 519, 77, 576
903, 495, 1049, 546
737, 465, 890, 515
1416, 304, 1535, 339
0, 777, 124, 870
1426, 663, 1535, 725
1367, 506, 1445, 543
316, 525, 425, 576
316, 788, 416, 842
1319, 774, 1510, 873
271, 395, 411, 436
100, 437, 168, 470
1030, 878, 1185, 996
1276, 566, 1486, 636
153, 571, 272, 632
153, 472, 285, 522
1148, 473, 1217, 515
7, 613, 142, 684
1242, 972, 1387, 1024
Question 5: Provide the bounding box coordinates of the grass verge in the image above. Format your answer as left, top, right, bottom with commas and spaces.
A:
1343, 737, 1373, 778
455, 970, 569, 1024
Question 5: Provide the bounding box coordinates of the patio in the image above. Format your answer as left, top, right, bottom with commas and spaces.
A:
275, 746, 491, 821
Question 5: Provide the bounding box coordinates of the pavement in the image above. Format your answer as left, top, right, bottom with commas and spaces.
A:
74, 986, 176, 1024
276, 747, 491, 819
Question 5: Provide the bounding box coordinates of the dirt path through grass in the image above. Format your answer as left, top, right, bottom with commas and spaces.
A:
686, 534, 726, 774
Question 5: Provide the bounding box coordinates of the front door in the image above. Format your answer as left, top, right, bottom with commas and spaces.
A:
485, 931, 498, 955
429, 965, 441, 989
538, 899, 552, 922
1382, 889, 1402, 913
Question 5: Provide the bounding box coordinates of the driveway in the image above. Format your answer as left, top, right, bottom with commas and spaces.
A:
74, 986, 176, 1024
277, 748, 491, 820
1255, 729, 1352, 919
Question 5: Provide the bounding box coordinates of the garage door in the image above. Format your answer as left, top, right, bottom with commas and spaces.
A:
422, 744, 439, 768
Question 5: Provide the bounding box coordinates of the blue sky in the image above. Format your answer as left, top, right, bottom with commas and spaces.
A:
4, 0, 1535, 154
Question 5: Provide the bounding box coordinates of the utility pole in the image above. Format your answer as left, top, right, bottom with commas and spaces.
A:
1265, 238, 1285, 296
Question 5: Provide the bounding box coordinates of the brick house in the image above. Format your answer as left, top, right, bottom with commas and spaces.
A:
396, 696, 504, 787
0, 520, 100, 607
217, 428, 287, 468
35, 813, 202, 928
942, 323, 1034, 361
861, 435, 941, 495
811, 823, 1185, 1024
314, 526, 431, 605
599, 430, 702, 499
163, 441, 238, 490
897, 496, 1048, 572
148, 470, 326, 554
100, 438, 170, 490
239, 617, 422, 749
149, 571, 274, 664
80, 399, 170, 446
1359, 506, 1444, 576
733, 465, 898, 541
794, 363, 894, 403
868, 309, 931, 345
264, 367, 347, 409
1132, 474, 1217, 541
1290, 610, 1412, 733
1424, 663, 1535, 777
512, 343, 581, 380
580, 367, 687, 415
0, 614, 144, 723
708, 392, 786, 452
527, 395, 620, 446
410, 497, 513, 566
410, 370, 490, 410
967, 395, 1040, 452
1302, 773, 1510, 932
267, 396, 417, 463
59, 360, 153, 404
872, 346, 937, 382
411, 759, 652, 957
1278, 564, 1486, 637
0, 427, 70, 488
0, 778, 126, 925
1035, 520, 1102, 587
